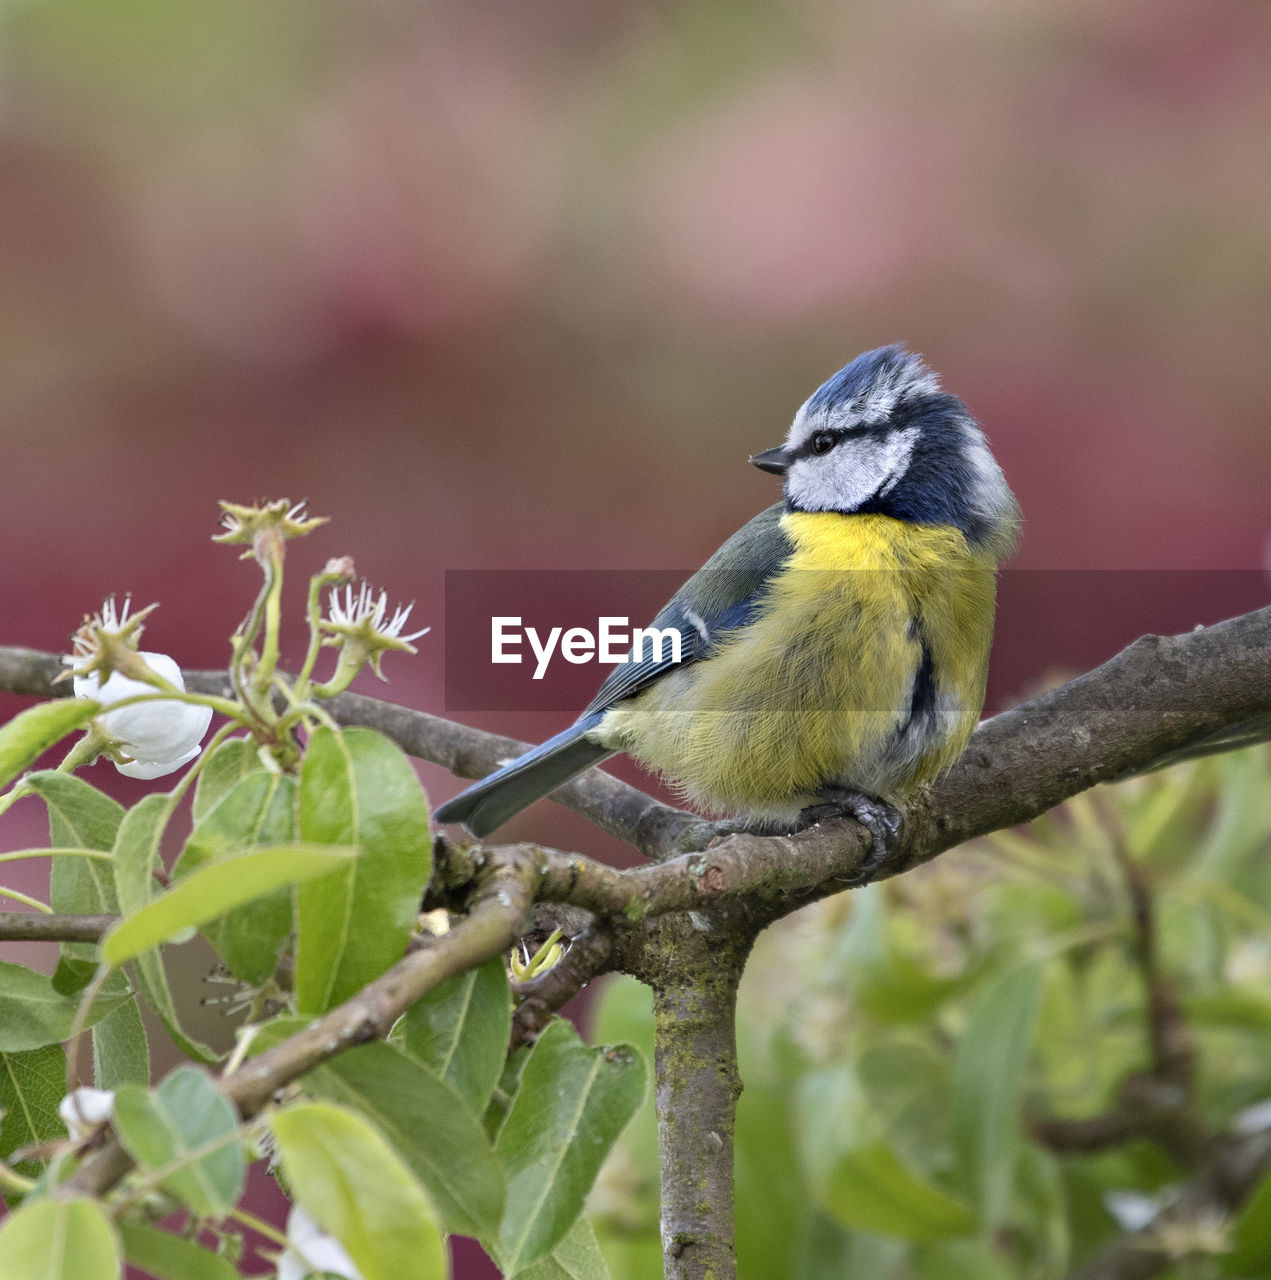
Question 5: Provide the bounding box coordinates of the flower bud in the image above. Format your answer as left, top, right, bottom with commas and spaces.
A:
74, 651, 213, 778
58, 1087, 115, 1139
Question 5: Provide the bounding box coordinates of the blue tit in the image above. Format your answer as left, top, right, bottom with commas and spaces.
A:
435, 346, 1019, 872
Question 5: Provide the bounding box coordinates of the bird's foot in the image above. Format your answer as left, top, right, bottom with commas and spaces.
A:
796, 788, 903, 886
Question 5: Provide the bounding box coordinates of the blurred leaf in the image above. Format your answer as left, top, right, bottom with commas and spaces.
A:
104, 842, 356, 966
272, 1100, 448, 1280
1184, 989, 1271, 1037
111, 793, 216, 1062
829, 887, 966, 1024
0, 959, 130, 1051
304, 1040, 505, 1238
821, 1142, 976, 1242
401, 955, 511, 1116
0, 1044, 68, 1174
294, 727, 432, 1013
1194, 749, 1271, 883
912, 1236, 1016, 1280
736, 1079, 809, 1276
190, 737, 259, 826
1225, 1160, 1271, 1276
174, 770, 297, 982
91, 993, 150, 1090
513, 1216, 611, 1280
0, 1197, 120, 1279
495, 1019, 647, 1273
119, 1222, 237, 1280
951, 962, 1044, 1229
0, 698, 98, 788
27, 770, 123, 965
112, 1066, 244, 1217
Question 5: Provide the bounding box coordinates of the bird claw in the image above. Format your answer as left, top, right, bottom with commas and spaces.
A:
796, 788, 903, 886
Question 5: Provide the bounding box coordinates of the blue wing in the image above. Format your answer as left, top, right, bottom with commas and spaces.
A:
434, 503, 793, 836
583, 502, 791, 714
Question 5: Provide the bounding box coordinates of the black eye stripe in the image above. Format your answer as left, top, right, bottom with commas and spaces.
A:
798, 424, 888, 458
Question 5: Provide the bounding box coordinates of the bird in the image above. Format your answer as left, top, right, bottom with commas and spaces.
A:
434, 345, 1019, 877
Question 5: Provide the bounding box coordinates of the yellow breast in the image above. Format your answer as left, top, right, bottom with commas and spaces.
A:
599, 512, 998, 820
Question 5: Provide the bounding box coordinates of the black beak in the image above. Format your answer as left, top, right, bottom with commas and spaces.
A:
749, 445, 790, 476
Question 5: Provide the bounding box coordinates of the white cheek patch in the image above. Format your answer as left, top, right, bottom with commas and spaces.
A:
874, 426, 919, 496
787, 427, 919, 513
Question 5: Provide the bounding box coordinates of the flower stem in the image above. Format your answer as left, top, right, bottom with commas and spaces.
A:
0, 885, 53, 913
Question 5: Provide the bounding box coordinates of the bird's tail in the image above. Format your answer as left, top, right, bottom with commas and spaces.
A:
432, 714, 614, 838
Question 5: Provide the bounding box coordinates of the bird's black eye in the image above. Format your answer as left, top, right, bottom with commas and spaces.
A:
809, 430, 837, 455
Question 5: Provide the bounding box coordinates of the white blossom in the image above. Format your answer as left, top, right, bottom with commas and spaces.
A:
74, 651, 213, 779
58, 1087, 115, 1139
276, 1206, 364, 1280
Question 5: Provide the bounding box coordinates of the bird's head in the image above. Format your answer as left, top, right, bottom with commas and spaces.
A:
750, 345, 1019, 555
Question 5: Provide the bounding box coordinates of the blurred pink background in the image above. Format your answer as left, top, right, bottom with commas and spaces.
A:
1, 0, 1269, 1273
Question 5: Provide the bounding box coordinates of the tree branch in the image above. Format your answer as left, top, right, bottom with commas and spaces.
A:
53, 859, 535, 1200
0, 911, 113, 942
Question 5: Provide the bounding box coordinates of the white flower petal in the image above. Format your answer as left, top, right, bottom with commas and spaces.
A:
278, 1206, 365, 1280
59, 1087, 115, 1139
75, 652, 212, 777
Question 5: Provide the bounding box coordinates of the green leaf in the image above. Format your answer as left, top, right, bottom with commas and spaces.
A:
797, 1062, 974, 1243
513, 1216, 612, 1280
28, 770, 125, 854
0, 1044, 68, 1174
112, 1066, 244, 1217
272, 1100, 448, 1280
191, 737, 259, 826
0, 1197, 121, 1279
92, 994, 150, 1090
950, 962, 1043, 1229
913, 1236, 1017, 1280
119, 1223, 237, 1280
27, 771, 123, 965
175, 770, 297, 982
495, 1019, 647, 1273
829, 888, 967, 1024
104, 842, 357, 967
110, 793, 216, 1063
1226, 1160, 1271, 1276
0, 959, 130, 1052
1184, 989, 1271, 1037
821, 1142, 977, 1242
0, 698, 99, 788
304, 1040, 505, 1238
401, 955, 511, 1115
295, 727, 432, 1013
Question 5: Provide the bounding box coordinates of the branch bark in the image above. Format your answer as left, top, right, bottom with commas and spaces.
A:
0, 911, 113, 942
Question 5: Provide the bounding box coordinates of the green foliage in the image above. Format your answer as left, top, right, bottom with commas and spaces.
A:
272, 1100, 449, 1280
0, 1044, 68, 1175
0, 506, 648, 1279
400, 953, 512, 1115
589, 745, 1271, 1278
0, 1197, 121, 1278
112, 1066, 245, 1217
294, 725, 433, 1012
303, 1040, 506, 1237
494, 1019, 647, 1274
0, 699, 100, 789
